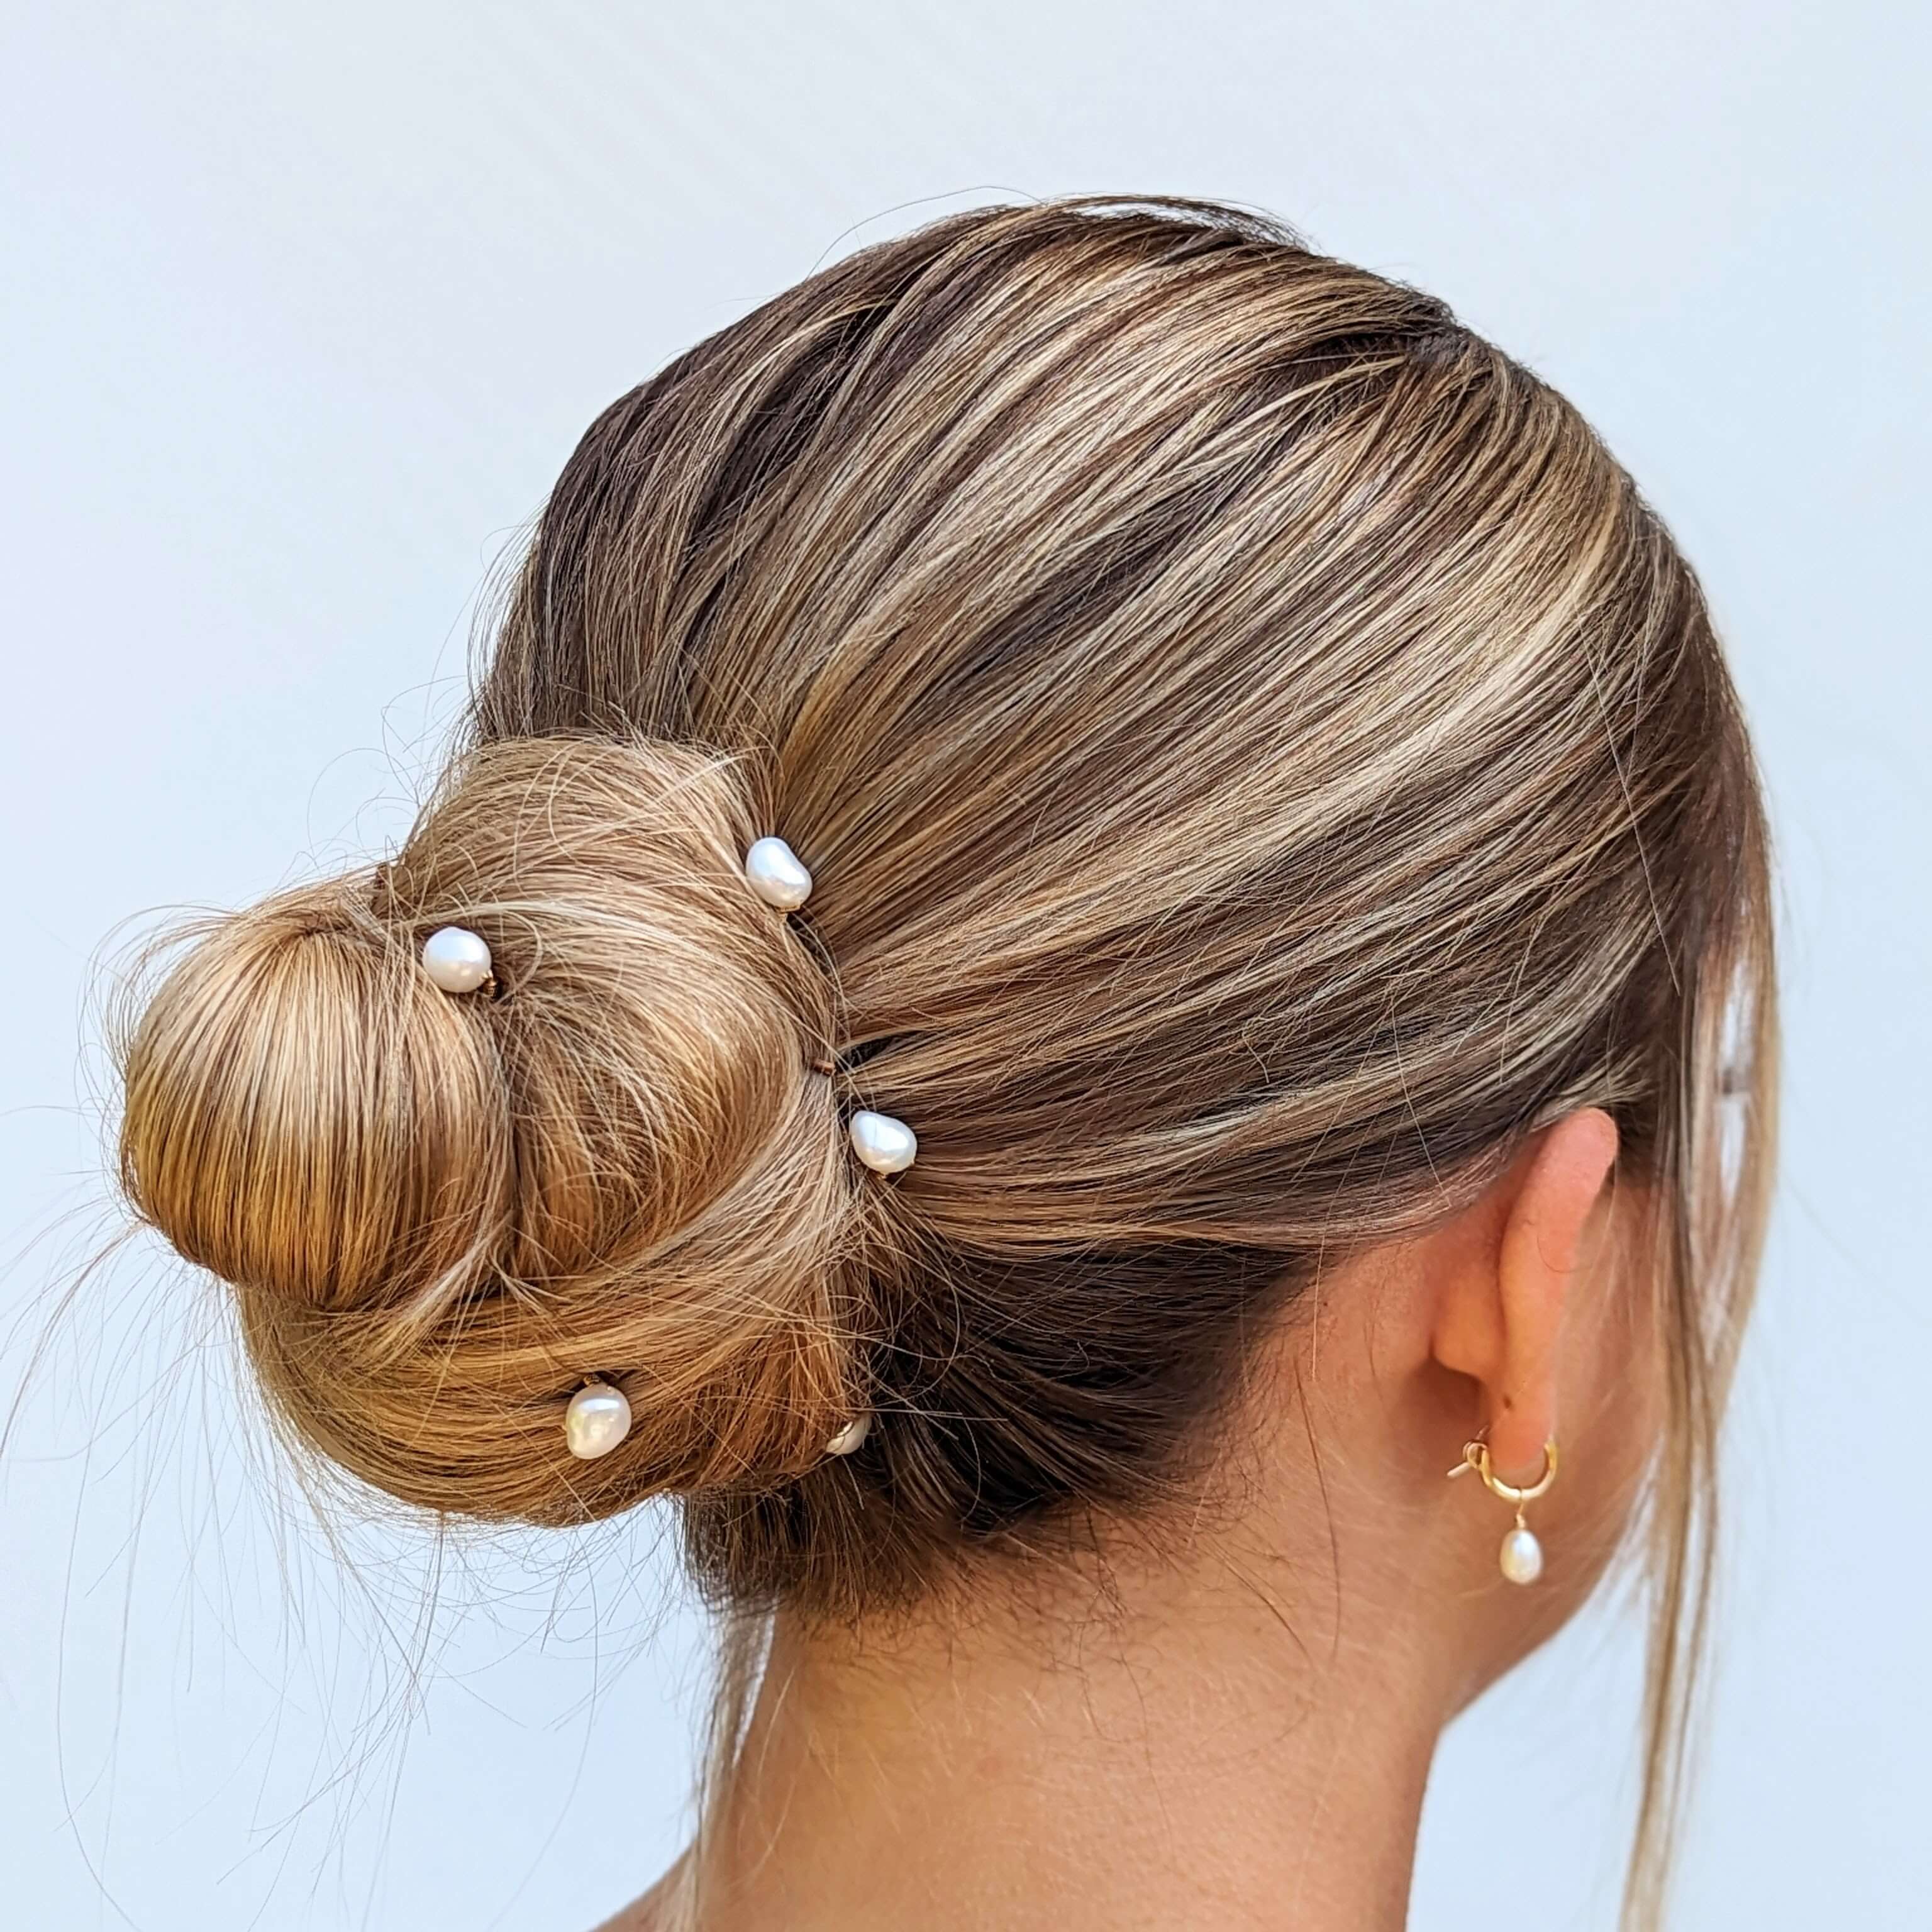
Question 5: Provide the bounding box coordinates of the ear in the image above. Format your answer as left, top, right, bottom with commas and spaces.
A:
1430, 1109, 1619, 1484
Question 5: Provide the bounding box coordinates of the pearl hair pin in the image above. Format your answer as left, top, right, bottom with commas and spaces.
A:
564, 1380, 633, 1460
848, 1109, 917, 1175
825, 1414, 872, 1456
743, 836, 813, 911
420, 925, 493, 994
738, 840, 920, 1178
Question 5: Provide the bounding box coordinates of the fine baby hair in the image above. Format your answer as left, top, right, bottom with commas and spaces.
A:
111, 196, 1774, 1913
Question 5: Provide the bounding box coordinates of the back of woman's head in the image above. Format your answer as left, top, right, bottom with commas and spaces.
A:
115, 196, 1773, 1895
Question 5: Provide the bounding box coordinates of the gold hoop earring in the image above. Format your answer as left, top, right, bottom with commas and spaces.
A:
1446, 1436, 1559, 1585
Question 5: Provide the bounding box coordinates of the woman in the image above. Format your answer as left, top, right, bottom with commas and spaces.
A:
114, 196, 1775, 1930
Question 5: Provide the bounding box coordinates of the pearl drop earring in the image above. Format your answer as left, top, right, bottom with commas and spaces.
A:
848, 1109, 917, 1175
564, 1380, 633, 1459
421, 925, 493, 993
1447, 1436, 1559, 1585
743, 836, 813, 911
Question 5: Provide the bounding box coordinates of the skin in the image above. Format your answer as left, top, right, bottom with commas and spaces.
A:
606, 1108, 1655, 1932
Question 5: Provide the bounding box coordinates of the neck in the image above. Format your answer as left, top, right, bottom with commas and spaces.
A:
677, 1525, 1457, 1932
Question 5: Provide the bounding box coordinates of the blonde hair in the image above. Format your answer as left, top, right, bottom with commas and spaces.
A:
114, 196, 1776, 1926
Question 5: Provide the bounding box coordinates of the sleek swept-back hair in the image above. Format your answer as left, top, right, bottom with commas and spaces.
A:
116, 196, 1775, 1926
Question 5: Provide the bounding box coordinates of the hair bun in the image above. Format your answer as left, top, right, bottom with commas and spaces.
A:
118, 738, 866, 1524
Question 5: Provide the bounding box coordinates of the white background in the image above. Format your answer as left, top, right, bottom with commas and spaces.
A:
1, 5, 1925, 1928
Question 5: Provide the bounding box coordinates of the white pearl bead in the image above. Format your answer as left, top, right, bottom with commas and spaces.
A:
564, 1382, 632, 1460
420, 924, 492, 993
826, 1413, 872, 1456
743, 836, 813, 911
848, 1109, 917, 1175
1499, 1525, 1544, 1585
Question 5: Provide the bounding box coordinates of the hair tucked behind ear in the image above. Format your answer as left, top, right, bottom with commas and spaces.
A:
113, 195, 1776, 1929
118, 737, 871, 1523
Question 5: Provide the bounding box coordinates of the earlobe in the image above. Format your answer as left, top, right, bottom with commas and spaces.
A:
1432, 1108, 1619, 1483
